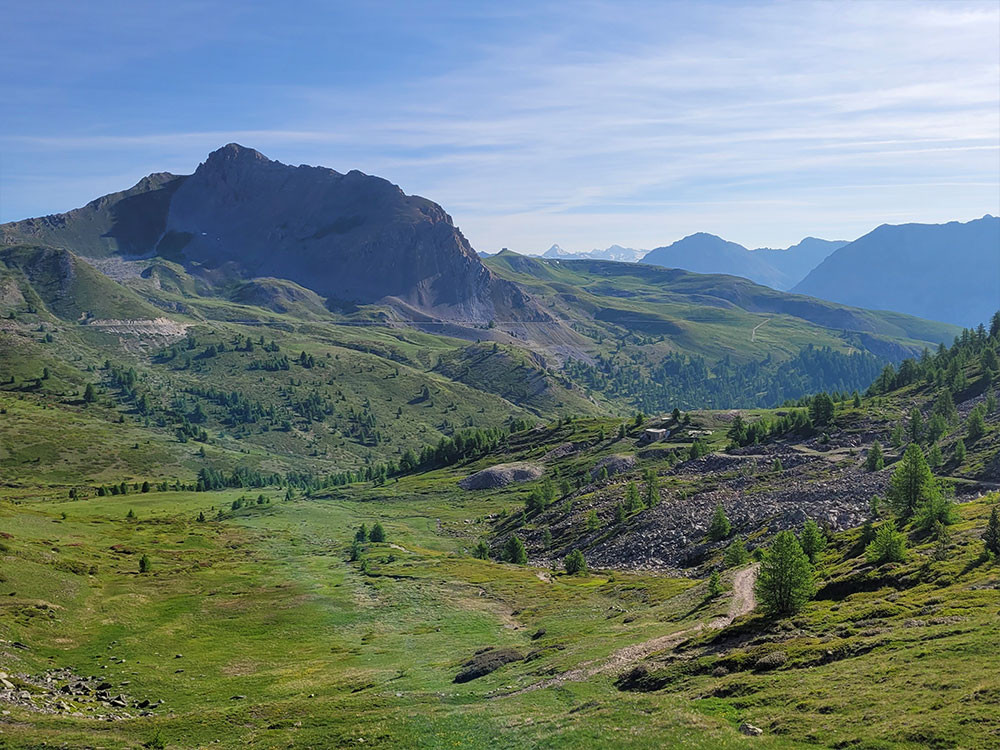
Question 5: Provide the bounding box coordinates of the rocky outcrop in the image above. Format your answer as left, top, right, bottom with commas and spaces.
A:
453, 647, 524, 683
459, 463, 544, 490
590, 454, 637, 480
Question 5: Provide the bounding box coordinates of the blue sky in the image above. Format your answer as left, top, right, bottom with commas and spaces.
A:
1, 0, 998, 253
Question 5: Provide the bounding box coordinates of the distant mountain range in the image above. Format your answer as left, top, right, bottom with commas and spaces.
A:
541, 244, 648, 262
792, 216, 999, 328
641, 234, 848, 291
2, 143, 992, 335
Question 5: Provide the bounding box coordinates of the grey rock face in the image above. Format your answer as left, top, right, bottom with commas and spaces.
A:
163, 144, 544, 323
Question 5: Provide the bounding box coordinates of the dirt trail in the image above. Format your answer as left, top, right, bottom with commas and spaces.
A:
502, 564, 759, 696
750, 319, 770, 342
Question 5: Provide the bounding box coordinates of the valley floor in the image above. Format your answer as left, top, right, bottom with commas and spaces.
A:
1, 486, 998, 749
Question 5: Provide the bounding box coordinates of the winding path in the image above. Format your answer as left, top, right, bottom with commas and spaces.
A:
750, 318, 770, 342
501, 564, 759, 697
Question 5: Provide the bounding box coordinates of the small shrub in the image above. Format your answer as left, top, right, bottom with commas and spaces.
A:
865, 521, 907, 564
564, 549, 587, 575
754, 650, 788, 671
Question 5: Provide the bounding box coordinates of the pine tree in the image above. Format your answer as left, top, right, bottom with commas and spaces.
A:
707, 570, 722, 598
126, 508, 135, 519
888, 444, 935, 519
954, 439, 967, 464
890, 422, 905, 448
689, 439, 708, 460
809, 392, 835, 426
370, 522, 386, 543
197, 511, 206, 522
503, 535, 528, 564
141, 481, 150, 493
727, 414, 747, 447
967, 406, 987, 443
772, 458, 784, 473
643, 469, 659, 507
755, 531, 813, 616
928, 443, 943, 469
908, 407, 924, 444
83, 383, 96, 403
986, 391, 998, 415
983, 507, 1000, 558
913, 486, 956, 534
355, 524, 368, 542
585, 509, 600, 531
870, 494, 882, 518
865, 441, 885, 471
564, 549, 587, 575
138, 554, 151, 574
349, 539, 362, 562
625, 481, 642, 512
799, 519, 826, 563
860, 519, 876, 547
473, 540, 490, 560
724, 535, 749, 567
853, 391, 862, 408
707, 504, 732, 541
866, 521, 907, 564
615, 503, 627, 525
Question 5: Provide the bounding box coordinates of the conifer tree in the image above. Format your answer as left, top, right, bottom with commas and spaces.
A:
615, 503, 627, 525
355, 524, 368, 542
967, 406, 987, 443
865, 441, 885, 471
865, 521, 907, 564
643, 469, 659, 507
984, 507, 1000, 558
707, 504, 732, 541
473, 540, 490, 560
890, 422, 905, 448
954, 439, 967, 464
138, 554, 151, 574
724, 535, 749, 567
809, 392, 835, 426
707, 570, 722, 598
370, 522, 386, 543
625, 481, 642, 512
755, 531, 813, 616
564, 549, 587, 575
888, 444, 936, 519
908, 407, 924, 444
83, 383, 96, 403
799, 519, 826, 563
928, 443, 943, 469
503, 535, 528, 564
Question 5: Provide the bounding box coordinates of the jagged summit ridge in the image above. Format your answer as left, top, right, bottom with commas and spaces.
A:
0, 145, 545, 324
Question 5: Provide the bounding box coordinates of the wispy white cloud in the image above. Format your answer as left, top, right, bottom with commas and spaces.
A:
1, 0, 997, 251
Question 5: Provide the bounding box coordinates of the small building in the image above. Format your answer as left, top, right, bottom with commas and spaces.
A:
639, 428, 669, 444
